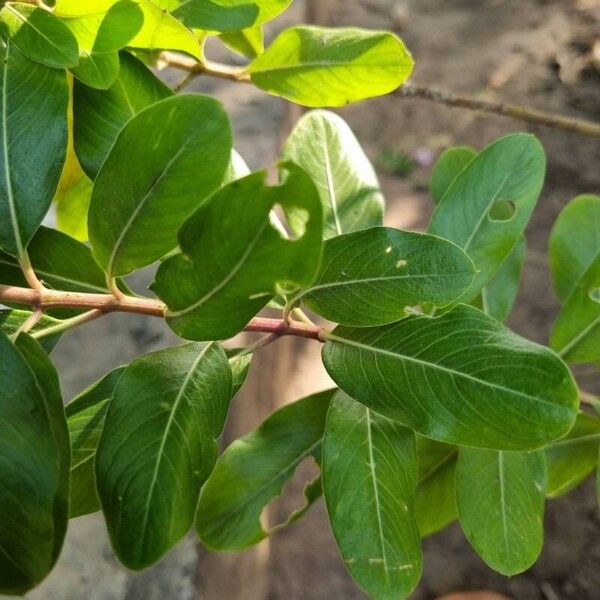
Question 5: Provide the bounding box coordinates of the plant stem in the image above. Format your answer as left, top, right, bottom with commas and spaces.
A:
396, 83, 600, 138
0, 284, 326, 341
31, 309, 105, 340
580, 389, 599, 406
160, 52, 600, 138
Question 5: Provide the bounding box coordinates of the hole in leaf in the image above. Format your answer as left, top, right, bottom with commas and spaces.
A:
589, 287, 600, 304
270, 204, 308, 240
488, 199, 516, 222
396, 259, 408, 268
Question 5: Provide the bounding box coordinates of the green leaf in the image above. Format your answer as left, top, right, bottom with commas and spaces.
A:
0, 332, 69, 594
546, 412, 600, 497
415, 437, 458, 537
549, 194, 600, 303
428, 134, 545, 303
129, 0, 201, 58
473, 237, 526, 321
54, 0, 120, 16
0, 3, 79, 68
248, 26, 414, 107
0, 39, 68, 257
197, 389, 334, 550
0, 226, 118, 295
430, 146, 476, 205
70, 50, 120, 90
152, 164, 323, 341
89, 94, 232, 277
225, 348, 252, 396
323, 391, 422, 600
173, 0, 292, 31
297, 227, 475, 326
66, 367, 125, 518
55, 175, 93, 242
550, 253, 600, 363
322, 304, 578, 450
96, 342, 232, 569
219, 25, 264, 59
456, 448, 547, 575
283, 110, 384, 238
73, 50, 172, 179
61, 0, 143, 54
0, 309, 63, 351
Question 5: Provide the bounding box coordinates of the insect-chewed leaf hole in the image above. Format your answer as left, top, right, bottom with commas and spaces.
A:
270, 204, 309, 240
488, 199, 517, 222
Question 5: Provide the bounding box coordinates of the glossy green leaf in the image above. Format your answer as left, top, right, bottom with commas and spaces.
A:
429, 134, 545, 303
474, 237, 526, 321
248, 26, 414, 107
0, 3, 79, 68
549, 194, 600, 302
0, 39, 68, 257
128, 0, 201, 58
297, 227, 475, 326
89, 94, 232, 277
225, 349, 252, 396
73, 50, 172, 179
283, 110, 384, 238
0, 226, 115, 294
430, 146, 476, 205
551, 254, 600, 363
456, 448, 546, 575
323, 392, 422, 600
546, 412, 600, 497
0, 332, 69, 594
152, 164, 323, 341
96, 342, 232, 569
70, 50, 120, 90
219, 25, 264, 59
66, 367, 125, 518
173, 0, 291, 31
322, 304, 578, 450
0, 309, 63, 351
415, 437, 458, 537
197, 389, 334, 550
61, 0, 143, 54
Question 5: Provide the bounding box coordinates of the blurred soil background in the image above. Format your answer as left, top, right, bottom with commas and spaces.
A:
21, 1, 600, 598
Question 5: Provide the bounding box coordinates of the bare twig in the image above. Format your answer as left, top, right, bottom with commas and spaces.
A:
396, 83, 600, 137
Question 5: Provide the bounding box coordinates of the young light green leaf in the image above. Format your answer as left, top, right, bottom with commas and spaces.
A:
415, 437, 458, 537
283, 110, 384, 238
173, 0, 291, 31
61, 0, 143, 54
429, 134, 545, 303
66, 368, 125, 518
152, 164, 323, 341
430, 146, 476, 205
219, 25, 264, 59
323, 392, 422, 600
0, 309, 63, 351
96, 342, 232, 569
89, 94, 232, 277
128, 0, 201, 58
0, 3, 79, 68
73, 50, 172, 179
549, 194, 600, 303
0, 40, 68, 257
197, 389, 334, 550
70, 50, 120, 90
298, 227, 475, 326
0, 332, 69, 594
456, 448, 547, 575
551, 254, 600, 363
473, 237, 526, 321
55, 175, 93, 242
248, 26, 414, 107
322, 304, 578, 450
225, 348, 252, 396
546, 412, 600, 498
54, 0, 119, 16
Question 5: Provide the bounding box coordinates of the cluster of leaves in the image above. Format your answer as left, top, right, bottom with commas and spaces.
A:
0, 1, 598, 599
